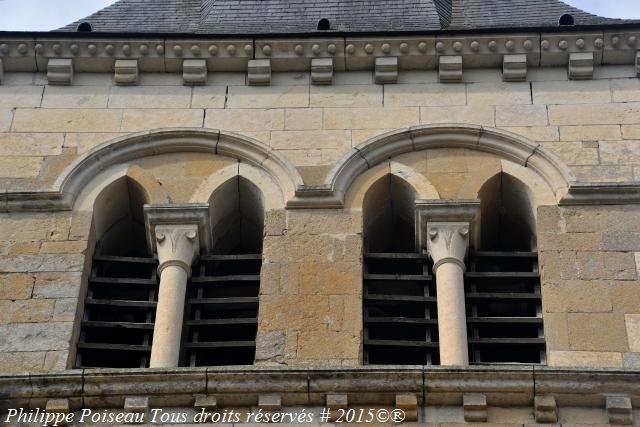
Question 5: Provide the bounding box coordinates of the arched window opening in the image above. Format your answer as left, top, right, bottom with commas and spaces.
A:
317, 18, 331, 31
559, 13, 574, 25
362, 175, 439, 365
466, 173, 545, 364
183, 176, 264, 366
76, 177, 159, 369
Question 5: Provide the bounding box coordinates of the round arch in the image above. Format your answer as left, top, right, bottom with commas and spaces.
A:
24, 128, 303, 211
319, 124, 575, 208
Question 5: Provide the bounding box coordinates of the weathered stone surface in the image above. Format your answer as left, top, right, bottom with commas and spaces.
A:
611, 78, 640, 102
284, 108, 322, 130
622, 125, 640, 139
0, 255, 84, 273
496, 105, 548, 127
542, 280, 612, 313
270, 130, 351, 150
421, 106, 494, 126
228, 85, 308, 108
384, 83, 465, 107
467, 82, 531, 105
543, 312, 570, 350
310, 85, 381, 108
0, 133, 64, 156
42, 86, 109, 109
39, 241, 87, 255
0, 86, 43, 108
602, 231, 640, 251
324, 107, 419, 129
541, 141, 599, 166
205, 109, 284, 131
254, 331, 286, 364
62, 132, 125, 154
109, 85, 192, 108
501, 126, 559, 142
0, 109, 12, 132
568, 313, 628, 352
9, 299, 55, 323
0, 274, 34, 300
533, 80, 611, 105
0, 322, 73, 351
12, 109, 122, 132
121, 109, 204, 132
559, 125, 622, 141
0, 156, 43, 178
32, 272, 82, 299
625, 314, 640, 352
190, 86, 227, 108
548, 103, 640, 125
599, 141, 640, 164
548, 350, 623, 367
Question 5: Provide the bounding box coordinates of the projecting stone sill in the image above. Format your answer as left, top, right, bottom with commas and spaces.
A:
1, 365, 639, 410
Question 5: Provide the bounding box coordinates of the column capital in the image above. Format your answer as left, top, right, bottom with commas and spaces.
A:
144, 203, 213, 277
415, 199, 480, 272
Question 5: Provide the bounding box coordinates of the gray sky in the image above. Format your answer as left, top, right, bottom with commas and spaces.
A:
0, 0, 639, 31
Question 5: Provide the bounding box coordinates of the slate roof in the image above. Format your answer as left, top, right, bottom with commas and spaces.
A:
59, 0, 630, 34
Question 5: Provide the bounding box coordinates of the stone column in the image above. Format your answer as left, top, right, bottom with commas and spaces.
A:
416, 200, 479, 366
143, 204, 212, 369
149, 224, 199, 368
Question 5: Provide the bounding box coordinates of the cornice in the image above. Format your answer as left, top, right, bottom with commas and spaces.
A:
1, 366, 639, 410
0, 29, 638, 75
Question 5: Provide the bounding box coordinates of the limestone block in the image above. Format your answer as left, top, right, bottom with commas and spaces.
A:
271, 72, 310, 86
611, 78, 640, 102
270, 130, 351, 150
543, 312, 570, 350
258, 394, 282, 411
40, 241, 86, 254
623, 353, 640, 368
46, 398, 71, 425
190, 86, 226, 108
183, 59, 207, 85
324, 107, 418, 129
12, 109, 122, 132
549, 103, 640, 125
0, 58, 3, 84
375, 56, 398, 84
0, 109, 11, 132
32, 272, 82, 299
228, 85, 308, 108
0, 156, 42, 178
439, 55, 463, 83
121, 109, 203, 132
53, 298, 76, 322
0, 351, 45, 372
9, 299, 55, 323
285, 108, 322, 130
548, 350, 623, 368
602, 231, 640, 251
533, 80, 612, 105
496, 105, 548, 127
599, 141, 640, 164
41, 85, 109, 109
559, 125, 621, 141
626, 315, 640, 352
255, 330, 286, 364
109, 85, 192, 108
0, 254, 84, 273
124, 396, 149, 419
310, 84, 382, 108
114, 59, 139, 85
568, 52, 594, 80
63, 132, 126, 154
0, 274, 34, 300
0, 85, 44, 108
467, 82, 531, 105
396, 393, 419, 422
0, 322, 72, 352
9, 242, 41, 256
502, 54, 527, 82
326, 393, 348, 422
47, 58, 73, 86
534, 395, 557, 423
286, 210, 362, 235
573, 165, 634, 182
637, 51, 640, 76
384, 83, 465, 107
606, 396, 633, 425
567, 313, 628, 352
540, 141, 599, 166
463, 393, 487, 422
248, 59, 271, 86
420, 105, 494, 126
311, 57, 333, 85
542, 280, 612, 313
206, 108, 284, 132
194, 395, 217, 410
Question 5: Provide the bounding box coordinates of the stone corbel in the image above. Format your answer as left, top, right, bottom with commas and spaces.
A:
0, 58, 3, 85
47, 58, 74, 85
636, 51, 640, 76
568, 52, 593, 80
114, 59, 139, 85
248, 59, 271, 86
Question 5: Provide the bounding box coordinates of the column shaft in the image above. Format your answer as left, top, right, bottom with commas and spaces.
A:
149, 265, 188, 368
434, 262, 468, 365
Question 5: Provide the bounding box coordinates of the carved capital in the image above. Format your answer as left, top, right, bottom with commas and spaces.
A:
415, 199, 479, 272
155, 224, 199, 277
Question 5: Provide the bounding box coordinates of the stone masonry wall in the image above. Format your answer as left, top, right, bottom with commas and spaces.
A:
0, 67, 639, 373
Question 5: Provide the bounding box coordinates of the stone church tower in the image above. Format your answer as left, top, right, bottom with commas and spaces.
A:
0, 0, 639, 424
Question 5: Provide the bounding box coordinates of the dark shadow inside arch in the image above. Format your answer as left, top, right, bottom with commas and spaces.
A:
363, 174, 416, 253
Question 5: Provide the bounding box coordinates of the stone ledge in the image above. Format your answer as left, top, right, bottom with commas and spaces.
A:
0, 366, 639, 411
